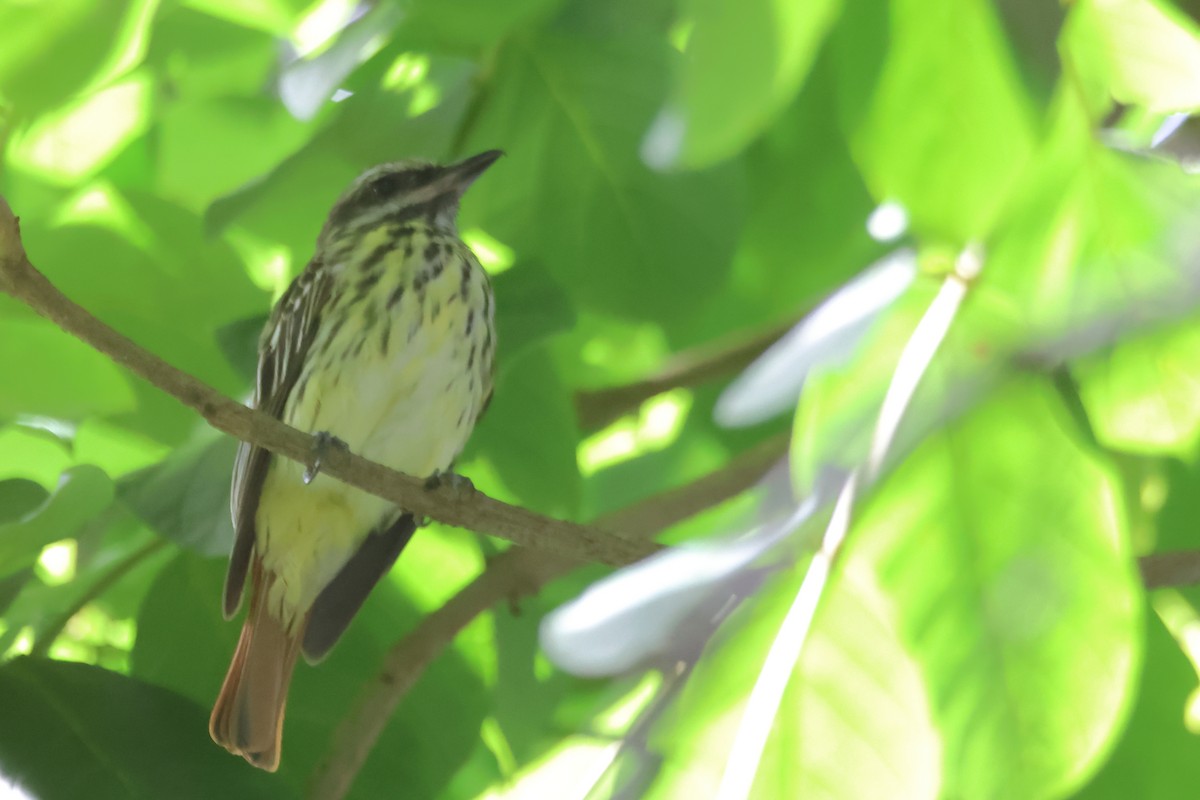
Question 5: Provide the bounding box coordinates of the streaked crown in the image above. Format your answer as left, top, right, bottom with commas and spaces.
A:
318, 150, 502, 254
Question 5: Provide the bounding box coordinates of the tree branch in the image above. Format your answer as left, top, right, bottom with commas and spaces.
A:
573, 318, 798, 431
308, 432, 787, 799
0, 196, 657, 567
1140, 551, 1200, 589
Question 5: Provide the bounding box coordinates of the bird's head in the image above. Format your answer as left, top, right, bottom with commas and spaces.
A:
318, 150, 502, 252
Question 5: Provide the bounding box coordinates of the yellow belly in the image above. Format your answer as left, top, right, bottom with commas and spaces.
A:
255, 227, 493, 627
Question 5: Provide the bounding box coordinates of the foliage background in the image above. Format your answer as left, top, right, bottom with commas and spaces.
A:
2, 0, 1200, 798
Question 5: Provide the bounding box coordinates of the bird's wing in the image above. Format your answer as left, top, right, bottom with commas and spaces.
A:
223, 260, 332, 619
302, 513, 417, 662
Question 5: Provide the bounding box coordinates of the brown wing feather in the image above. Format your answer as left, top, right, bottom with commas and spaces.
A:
223, 260, 332, 619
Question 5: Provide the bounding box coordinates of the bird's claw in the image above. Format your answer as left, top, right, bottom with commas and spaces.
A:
423, 470, 475, 495
304, 431, 349, 485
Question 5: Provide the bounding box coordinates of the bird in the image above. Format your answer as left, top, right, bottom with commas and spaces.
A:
209, 150, 502, 771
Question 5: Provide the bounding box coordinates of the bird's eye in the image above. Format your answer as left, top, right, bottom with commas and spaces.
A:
370, 172, 413, 197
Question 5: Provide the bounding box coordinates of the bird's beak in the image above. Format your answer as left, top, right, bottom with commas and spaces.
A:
442, 150, 503, 196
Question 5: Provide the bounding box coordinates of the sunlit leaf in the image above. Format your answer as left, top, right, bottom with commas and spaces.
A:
1075, 316, 1200, 457
1075, 605, 1200, 798
0, 465, 115, 579
856, 380, 1140, 798
854, 0, 1035, 239
0, 425, 73, 487
0, 0, 137, 116
10, 74, 154, 183
1075, 0, 1200, 113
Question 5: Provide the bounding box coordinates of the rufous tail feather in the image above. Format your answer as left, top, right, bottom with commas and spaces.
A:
209, 559, 305, 772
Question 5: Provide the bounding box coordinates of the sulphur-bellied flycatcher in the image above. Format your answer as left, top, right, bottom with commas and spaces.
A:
210, 150, 501, 771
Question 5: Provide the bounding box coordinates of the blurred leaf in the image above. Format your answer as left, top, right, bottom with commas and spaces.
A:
854, 0, 1035, 239
280, 4, 404, 120
156, 97, 314, 210
856, 380, 1141, 798
1075, 0, 1200, 113
184, 0, 308, 36
10, 73, 155, 184
119, 432, 236, 558
705, 50, 882, 338
146, 6, 278, 98
644, 0, 842, 169
0, 478, 49, 523
494, 607, 565, 763
401, 0, 566, 49
0, 656, 287, 799
1076, 317, 1200, 457
752, 562, 941, 799
1075, 606, 1200, 799
715, 249, 916, 427
19, 203, 261, 396
215, 312, 269, 384
636, 552, 939, 799
73, 418, 173, 478
463, 31, 745, 320
491, 260, 575, 369
0, 0, 137, 116
472, 348, 581, 516
0, 318, 136, 419
0, 465, 114, 579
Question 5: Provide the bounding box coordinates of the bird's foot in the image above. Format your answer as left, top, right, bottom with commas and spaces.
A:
304, 431, 349, 485
423, 469, 475, 496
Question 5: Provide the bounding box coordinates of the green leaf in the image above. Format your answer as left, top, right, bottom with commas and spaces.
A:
854, 0, 1035, 239
644, 0, 843, 169
471, 348, 581, 516
0, 318, 136, 419
146, 7, 278, 98
19, 201, 262, 396
0, 465, 115, 579
215, 313, 268, 385
491, 260, 575, 368
182, 0, 309, 36
0, 0, 138, 116
119, 432, 237, 558
636, 551, 939, 799
0, 424, 73, 488
1075, 318, 1200, 457
401, 0, 567, 49
1073, 0, 1200, 113
0, 656, 287, 800
155, 97, 314, 211
463, 31, 745, 320
0, 478, 49, 522
1075, 606, 1200, 799
856, 379, 1141, 798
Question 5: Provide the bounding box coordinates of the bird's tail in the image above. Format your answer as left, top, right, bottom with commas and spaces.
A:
209, 560, 304, 772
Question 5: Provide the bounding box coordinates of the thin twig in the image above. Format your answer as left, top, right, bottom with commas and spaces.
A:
573, 318, 798, 431
308, 433, 788, 800
1141, 551, 1200, 589
0, 197, 657, 568
30, 538, 168, 658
